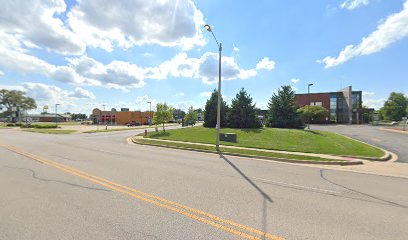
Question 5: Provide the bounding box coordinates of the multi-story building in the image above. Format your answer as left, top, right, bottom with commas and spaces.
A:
295, 86, 363, 124
91, 108, 153, 125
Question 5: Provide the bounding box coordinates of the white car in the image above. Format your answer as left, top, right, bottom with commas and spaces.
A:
391, 121, 399, 126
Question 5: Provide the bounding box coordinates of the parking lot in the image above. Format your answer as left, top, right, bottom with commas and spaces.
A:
311, 124, 408, 163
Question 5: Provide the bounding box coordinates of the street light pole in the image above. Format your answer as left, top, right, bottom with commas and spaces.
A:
147, 101, 152, 126
307, 83, 313, 130
204, 24, 222, 151
55, 103, 60, 127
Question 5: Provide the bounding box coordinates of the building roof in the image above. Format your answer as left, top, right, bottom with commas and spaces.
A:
22, 113, 71, 118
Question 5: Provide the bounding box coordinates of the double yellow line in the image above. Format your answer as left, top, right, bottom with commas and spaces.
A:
0, 143, 284, 240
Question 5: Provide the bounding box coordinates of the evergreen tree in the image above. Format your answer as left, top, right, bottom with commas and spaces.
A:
227, 88, 262, 128
203, 89, 228, 128
266, 85, 304, 128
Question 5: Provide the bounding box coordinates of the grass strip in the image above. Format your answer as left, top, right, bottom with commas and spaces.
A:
23, 129, 77, 134
146, 126, 384, 158
134, 138, 346, 163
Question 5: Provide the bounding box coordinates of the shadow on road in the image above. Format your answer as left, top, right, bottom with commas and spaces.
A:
3, 165, 110, 192
219, 153, 272, 239
320, 169, 407, 209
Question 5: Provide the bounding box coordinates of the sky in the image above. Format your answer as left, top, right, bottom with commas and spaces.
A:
0, 0, 407, 114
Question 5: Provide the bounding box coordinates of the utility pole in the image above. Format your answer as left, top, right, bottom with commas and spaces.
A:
204, 24, 222, 151
307, 83, 313, 130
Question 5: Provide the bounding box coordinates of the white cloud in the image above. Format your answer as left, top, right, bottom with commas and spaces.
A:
291, 86, 299, 92
364, 98, 386, 109
361, 92, 385, 109
67, 0, 205, 51
198, 52, 257, 84
0, 82, 96, 113
291, 78, 300, 84
0, 31, 270, 88
144, 52, 261, 84
0, 70, 3, 76
362, 91, 375, 97
233, 44, 240, 52
69, 87, 96, 99
340, 0, 370, 10
0, 0, 85, 55
200, 91, 212, 97
256, 57, 276, 71
322, 1, 408, 68
174, 92, 185, 96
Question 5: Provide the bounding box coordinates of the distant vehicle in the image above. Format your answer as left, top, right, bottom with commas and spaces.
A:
126, 121, 141, 127
391, 121, 399, 126
80, 121, 92, 125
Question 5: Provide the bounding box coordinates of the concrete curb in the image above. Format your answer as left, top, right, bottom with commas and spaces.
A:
129, 137, 363, 166
381, 128, 408, 135
329, 132, 397, 162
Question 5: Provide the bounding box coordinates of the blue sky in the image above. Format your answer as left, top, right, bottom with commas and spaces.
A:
0, 0, 407, 114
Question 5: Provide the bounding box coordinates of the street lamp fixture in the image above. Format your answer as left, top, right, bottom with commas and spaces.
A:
307, 83, 314, 130
204, 23, 222, 151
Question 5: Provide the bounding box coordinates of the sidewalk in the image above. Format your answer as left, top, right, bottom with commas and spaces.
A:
321, 161, 408, 179
133, 136, 408, 178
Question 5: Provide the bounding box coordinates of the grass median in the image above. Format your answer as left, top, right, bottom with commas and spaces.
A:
23, 129, 77, 134
145, 126, 384, 158
133, 138, 346, 163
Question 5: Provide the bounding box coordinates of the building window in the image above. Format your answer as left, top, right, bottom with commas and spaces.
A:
310, 101, 322, 106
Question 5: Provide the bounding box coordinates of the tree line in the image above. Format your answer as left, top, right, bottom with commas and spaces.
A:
203, 85, 304, 129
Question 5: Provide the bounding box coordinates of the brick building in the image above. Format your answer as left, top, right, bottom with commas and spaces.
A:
91, 108, 153, 125
295, 86, 363, 124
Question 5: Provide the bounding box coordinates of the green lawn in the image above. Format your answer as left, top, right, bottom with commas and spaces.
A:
31, 122, 82, 126
146, 126, 384, 158
133, 138, 346, 163
23, 129, 77, 134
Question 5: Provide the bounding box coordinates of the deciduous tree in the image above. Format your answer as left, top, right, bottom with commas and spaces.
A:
154, 103, 174, 132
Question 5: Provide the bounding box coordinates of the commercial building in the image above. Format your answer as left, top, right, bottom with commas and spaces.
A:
295, 86, 363, 124
91, 108, 153, 125
20, 113, 72, 122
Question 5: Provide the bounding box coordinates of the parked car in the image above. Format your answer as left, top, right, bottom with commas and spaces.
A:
391, 121, 399, 126
126, 121, 141, 127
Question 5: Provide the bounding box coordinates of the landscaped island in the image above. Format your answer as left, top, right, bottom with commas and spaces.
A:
143, 126, 384, 158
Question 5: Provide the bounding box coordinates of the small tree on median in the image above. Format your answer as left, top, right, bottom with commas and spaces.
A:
154, 103, 174, 132
297, 105, 329, 124
184, 106, 198, 126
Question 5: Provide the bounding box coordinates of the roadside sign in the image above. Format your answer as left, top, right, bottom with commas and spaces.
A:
11, 107, 17, 111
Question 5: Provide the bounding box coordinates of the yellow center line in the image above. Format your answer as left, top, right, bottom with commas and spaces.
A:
0, 143, 284, 240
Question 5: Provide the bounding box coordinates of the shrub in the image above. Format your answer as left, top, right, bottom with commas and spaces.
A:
34, 124, 59, 129
20, 124, 34, 128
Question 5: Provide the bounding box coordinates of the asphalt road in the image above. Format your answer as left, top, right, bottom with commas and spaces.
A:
1, 128, 407, 240
310, 124, 408, 163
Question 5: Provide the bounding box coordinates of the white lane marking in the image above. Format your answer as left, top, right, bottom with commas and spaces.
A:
252, 177, 341, 194
98, 149, 121, 155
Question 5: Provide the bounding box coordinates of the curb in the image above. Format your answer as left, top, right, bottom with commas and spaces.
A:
328, 132, 396, 162
130, 137, 363, 166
